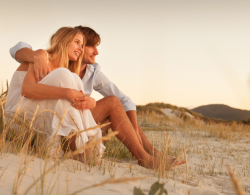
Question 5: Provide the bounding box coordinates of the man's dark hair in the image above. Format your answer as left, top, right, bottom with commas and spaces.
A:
74, 26, 101, 47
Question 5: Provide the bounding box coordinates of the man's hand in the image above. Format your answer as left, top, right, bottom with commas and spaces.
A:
72, 90, 96, 110
33, 49, 51, 82
67, 89, 85, 103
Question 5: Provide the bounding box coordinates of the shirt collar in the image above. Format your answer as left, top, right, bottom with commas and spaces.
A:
82, 64, 95, 84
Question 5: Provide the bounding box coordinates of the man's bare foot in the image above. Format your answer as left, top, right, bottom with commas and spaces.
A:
152, 149, 175, 160
138, 156, 185, 171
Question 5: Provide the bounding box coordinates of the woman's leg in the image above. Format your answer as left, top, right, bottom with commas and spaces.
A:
36, 68, 103, 162
63, 133, 101, 165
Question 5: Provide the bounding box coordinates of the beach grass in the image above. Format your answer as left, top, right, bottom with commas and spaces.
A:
1, 86, 250, 194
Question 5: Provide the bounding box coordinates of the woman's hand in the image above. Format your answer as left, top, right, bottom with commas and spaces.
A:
72, 90, 96, 110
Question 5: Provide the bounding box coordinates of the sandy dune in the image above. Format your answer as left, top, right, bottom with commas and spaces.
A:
0, 153, 225, 195
1, 107, 249, 194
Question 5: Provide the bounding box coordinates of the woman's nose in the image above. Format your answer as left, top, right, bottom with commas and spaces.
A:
79, 45, 83, 52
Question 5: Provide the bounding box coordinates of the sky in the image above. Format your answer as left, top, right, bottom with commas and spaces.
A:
1, 0, 250, 110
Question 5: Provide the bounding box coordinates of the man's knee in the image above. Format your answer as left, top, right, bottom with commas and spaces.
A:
104, 96, 123, 108
93, 96, 125, 119
104, 95, 118, 102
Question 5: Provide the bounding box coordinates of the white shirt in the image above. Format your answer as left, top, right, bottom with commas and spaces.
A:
10, 42, 136, 111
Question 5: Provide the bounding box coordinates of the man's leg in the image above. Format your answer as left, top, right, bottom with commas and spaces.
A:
91, 96, 184, 169
91, 97, 183, 163
91, 96, 162, 157
137, 125, 163, 158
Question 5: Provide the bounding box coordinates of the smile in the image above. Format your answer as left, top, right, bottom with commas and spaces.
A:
74, 51, 80, 57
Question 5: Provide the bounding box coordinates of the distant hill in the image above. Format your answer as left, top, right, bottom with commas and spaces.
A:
192, 104, 250, 121
136, 102, 250, 125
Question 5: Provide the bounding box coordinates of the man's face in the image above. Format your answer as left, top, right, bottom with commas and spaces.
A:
82, 44, 99, 65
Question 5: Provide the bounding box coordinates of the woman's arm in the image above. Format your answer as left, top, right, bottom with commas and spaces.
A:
21, 62, 83, 103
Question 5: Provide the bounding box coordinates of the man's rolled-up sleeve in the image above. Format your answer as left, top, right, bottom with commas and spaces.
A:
94, 71, 136, 112
10, 42, 32, 63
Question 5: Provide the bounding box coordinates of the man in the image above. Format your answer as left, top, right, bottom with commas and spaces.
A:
10, 26, 184, 169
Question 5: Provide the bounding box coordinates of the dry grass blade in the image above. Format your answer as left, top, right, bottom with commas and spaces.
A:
163, 132, 170, 150
167, 137, 174, 149
4, 97, 23, 132
48, 109, 67, 148
22, 131, 118, 195
37, 109, 61, 119
69, 176, 148, 194
151, 132, 154, 157
227, 164, 246, 195
64, 132, 119, 159
68, 112, 81, 131
65, 122, 111, 139
54, 109, 67, 136
0, 100, 7, 106
184, 146, 188, 184
28, 105, 39, 130
1, 99, 5, 133
101, 131, 119, 141
168, 152, 185, 171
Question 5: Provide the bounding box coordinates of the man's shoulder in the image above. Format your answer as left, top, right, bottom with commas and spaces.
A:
92, 63, 101, 71
86, 63, 106, 80
89, 63, 110, 84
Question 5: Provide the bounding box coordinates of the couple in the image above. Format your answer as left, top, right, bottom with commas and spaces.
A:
6, 26, 185, 169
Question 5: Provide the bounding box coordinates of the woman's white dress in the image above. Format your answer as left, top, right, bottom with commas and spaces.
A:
5, 68, 105, 156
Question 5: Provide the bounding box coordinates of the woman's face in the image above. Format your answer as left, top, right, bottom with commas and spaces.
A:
68, 33, 84, 61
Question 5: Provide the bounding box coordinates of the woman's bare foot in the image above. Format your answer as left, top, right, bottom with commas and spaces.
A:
73, 148, 101, 165
63, 132, 101, 165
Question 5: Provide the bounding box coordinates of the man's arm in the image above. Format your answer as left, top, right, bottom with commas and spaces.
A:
10, 42, 51, 82
10, 41, 32, 62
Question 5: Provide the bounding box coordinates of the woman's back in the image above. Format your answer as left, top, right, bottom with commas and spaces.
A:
5, 71, 27, 111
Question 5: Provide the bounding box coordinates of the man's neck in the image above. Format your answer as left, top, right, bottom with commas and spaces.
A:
79, 63, 87, 79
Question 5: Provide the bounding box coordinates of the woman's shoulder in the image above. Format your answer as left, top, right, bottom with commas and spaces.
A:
50, 67, 78, 78
16, 61, 30, 71
12, 71, 28, 79
53, 67, 71, 73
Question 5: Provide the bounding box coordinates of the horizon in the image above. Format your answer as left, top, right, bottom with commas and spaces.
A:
136, 102, 250, 111
1, 0, 250, 110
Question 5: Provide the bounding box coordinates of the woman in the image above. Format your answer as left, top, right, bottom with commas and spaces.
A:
5, 27, 105, 164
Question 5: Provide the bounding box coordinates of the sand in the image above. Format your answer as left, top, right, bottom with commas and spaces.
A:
1, 108, 249, 194
0, 153, 224, 195
161, 108, 194, 120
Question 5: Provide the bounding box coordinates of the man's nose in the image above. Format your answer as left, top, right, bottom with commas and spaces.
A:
94, 47, 99, 55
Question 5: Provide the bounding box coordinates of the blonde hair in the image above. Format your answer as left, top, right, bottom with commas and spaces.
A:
46, 27, 85, 75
